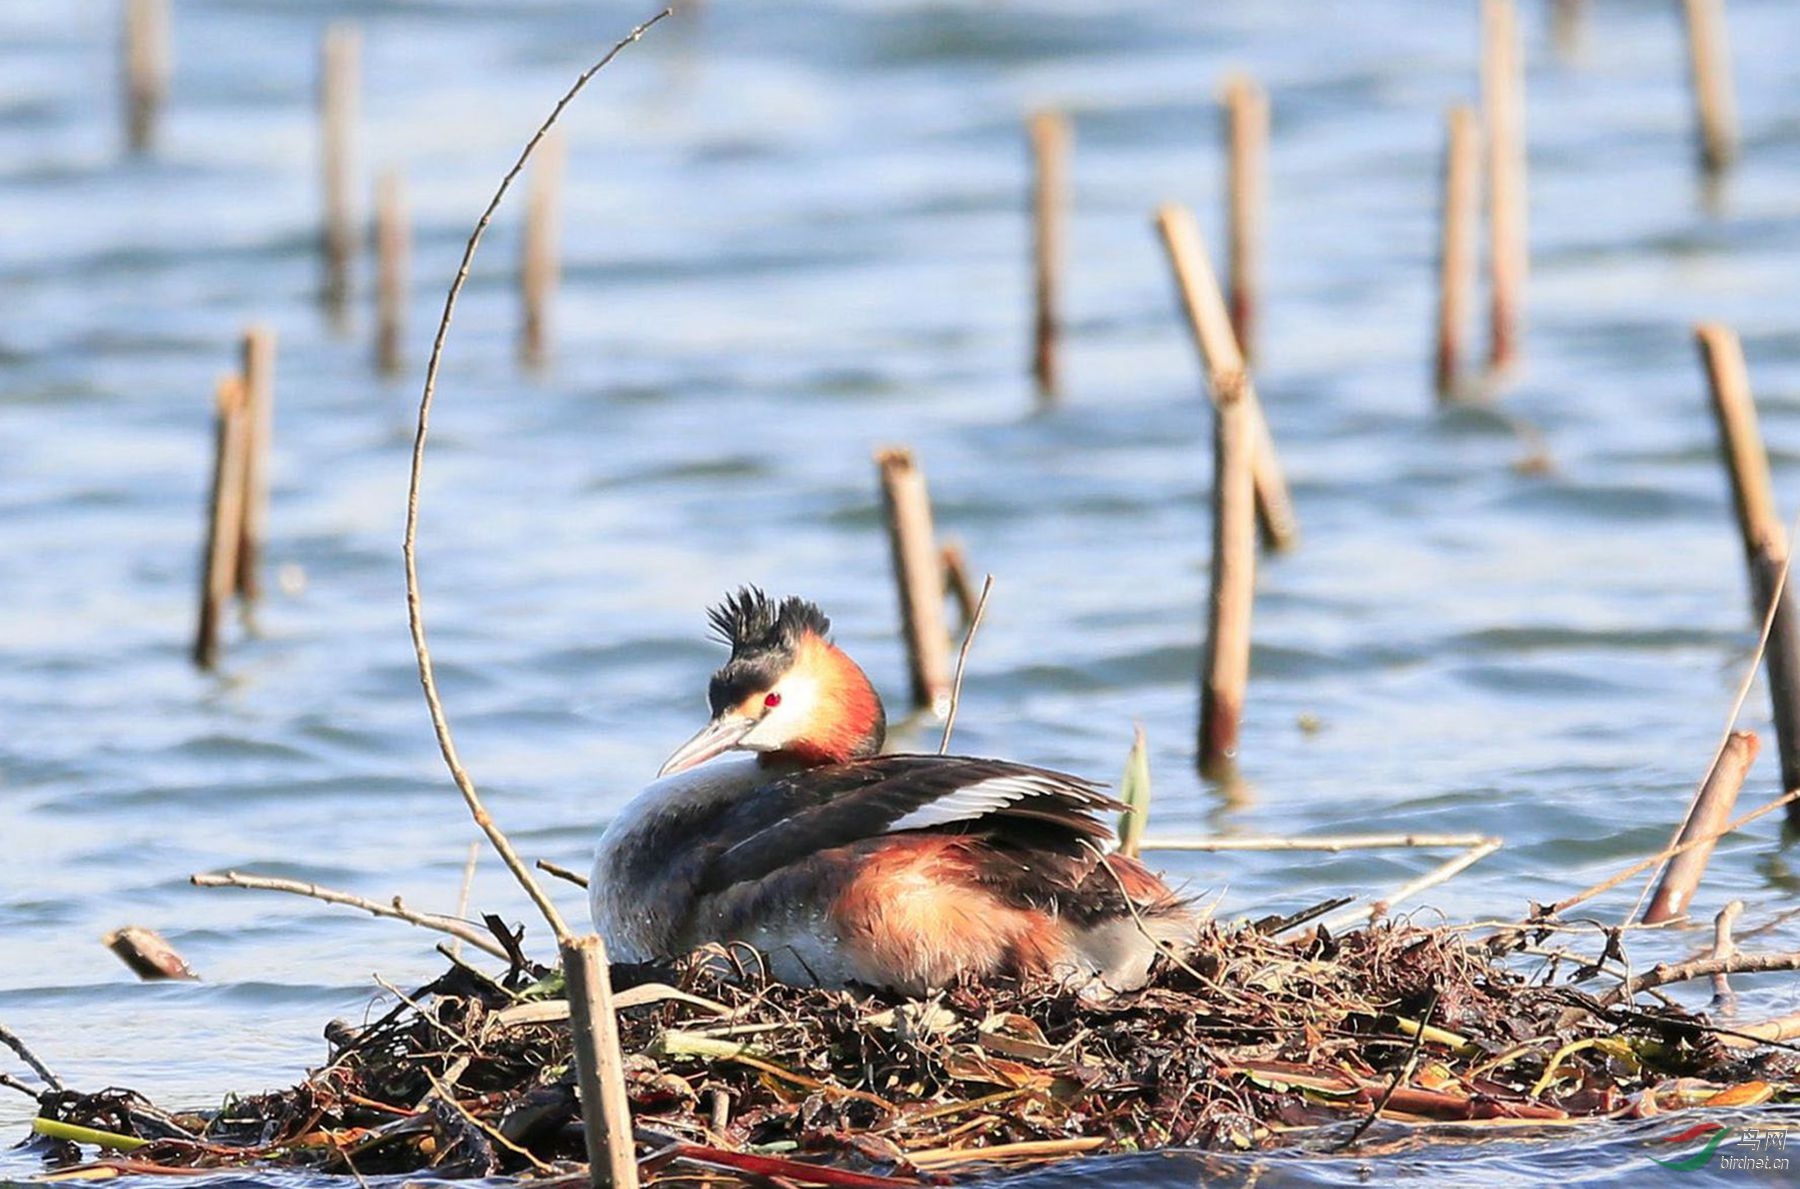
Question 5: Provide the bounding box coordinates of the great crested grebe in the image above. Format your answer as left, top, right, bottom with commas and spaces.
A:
590, 588, 1194, 995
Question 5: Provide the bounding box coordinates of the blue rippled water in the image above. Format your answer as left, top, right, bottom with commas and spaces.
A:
5, 1, 1800, 1184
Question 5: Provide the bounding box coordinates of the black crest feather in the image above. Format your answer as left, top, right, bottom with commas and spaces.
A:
704, 588, 833, 716
706, 587, 832, 659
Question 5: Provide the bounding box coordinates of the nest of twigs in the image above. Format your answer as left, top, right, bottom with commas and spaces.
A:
23, 921, 1797, 1185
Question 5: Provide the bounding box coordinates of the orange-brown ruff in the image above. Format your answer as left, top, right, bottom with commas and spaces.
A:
590, 589, 1194, 995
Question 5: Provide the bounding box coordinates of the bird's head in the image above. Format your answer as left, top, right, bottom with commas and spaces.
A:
658, 588, 887, 777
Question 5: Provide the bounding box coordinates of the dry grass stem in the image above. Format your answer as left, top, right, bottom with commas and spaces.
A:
451, 841, 481, 960
537, 859, 590, 889
1319, 839, 1502, 932
1140, 832, 1493, 852
1549, 789, 1800, 918
1718, 1011, 1800, 1050
191, 870, 509, 960
938, 574, 993, 755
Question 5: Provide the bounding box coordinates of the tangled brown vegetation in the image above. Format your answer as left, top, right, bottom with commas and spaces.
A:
23, 919, 1796, 1186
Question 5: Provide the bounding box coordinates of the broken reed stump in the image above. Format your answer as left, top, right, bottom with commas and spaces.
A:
560, 935, 638, 1189
1699, 324, 1800, 823
520, 130, 566, 370
103, 926, 195, 981
1154, 203, 1299, 552
1550, 0, 1584, 62
1682, 0, 1739, 176
940, 539, 979, 630
1481, 0, 1527, 375
1222, 74, 1267, 365
875, 447, 952, 714
121, 0, 170, 154
375, 169, 410, 377
234, 325, 275, 603
195, 375, 249, 670
1645, 731, 1756, 925
1028, 110, 1070, 401
1199, 377, 1257, 778
319, 22, 360, 325
1711, 900, 1745, 1010
1434, 104, 1480, 401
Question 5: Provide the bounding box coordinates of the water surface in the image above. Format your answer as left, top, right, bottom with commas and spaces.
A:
5, 1, 1800, 1184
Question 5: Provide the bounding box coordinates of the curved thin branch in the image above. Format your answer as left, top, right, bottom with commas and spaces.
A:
402, 10, 671, 946
938, 574, 994, 755
192, 871, 509, 960
0, 1024, 64, 1092
1546, 788, 1800, 919
1601, 950, 1800, 1007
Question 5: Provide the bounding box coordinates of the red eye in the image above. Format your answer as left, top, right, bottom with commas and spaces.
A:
763, 692, 782, 709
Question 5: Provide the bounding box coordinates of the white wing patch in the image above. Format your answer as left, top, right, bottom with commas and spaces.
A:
884, 774, 1091, 834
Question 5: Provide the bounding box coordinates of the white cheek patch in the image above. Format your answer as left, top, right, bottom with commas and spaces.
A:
741, 672, 820, 751
884, 774, 1065, 833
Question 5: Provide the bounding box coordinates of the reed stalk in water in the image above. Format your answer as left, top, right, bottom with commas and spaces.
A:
1154, 203, 1298, 551
234, 325, 276, 604
121, 0, 169, 153
1199, 375, 1256, 777
1222, 74, 1267, 365
1643, 731, 1755, 924
1028, 110, 1070, 401
1682, 0, 1739, 175
195, 375, 248, 670
375, 169, 411, 377
1698, 323, 1800, 820
319, 23, 360, 326
876, 447, 953, 714
1481, 0, 1527, 375
1434, 105, 1479, 401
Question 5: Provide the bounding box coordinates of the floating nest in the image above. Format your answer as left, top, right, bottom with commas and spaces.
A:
21, 920, 1798, 1185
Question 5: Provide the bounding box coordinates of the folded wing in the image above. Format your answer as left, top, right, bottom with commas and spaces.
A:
696, 754, 1125, 898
